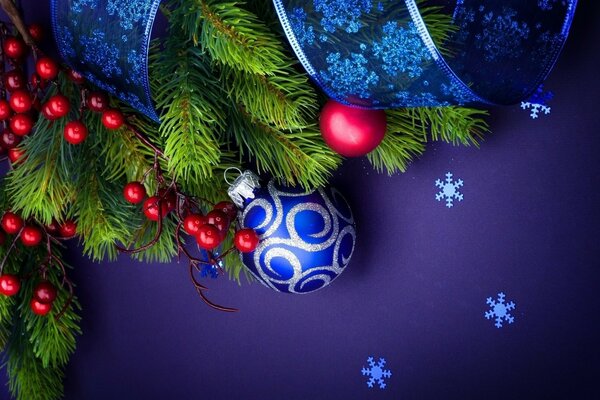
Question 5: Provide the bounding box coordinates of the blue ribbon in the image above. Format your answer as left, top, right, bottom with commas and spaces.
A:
273, 0, 578, 108
51, 0, 161, 122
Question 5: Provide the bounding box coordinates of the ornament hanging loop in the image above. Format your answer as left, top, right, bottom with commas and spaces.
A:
227, 170, 261, 209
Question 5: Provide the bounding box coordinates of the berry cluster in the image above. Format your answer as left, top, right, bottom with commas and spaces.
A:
0, 275, 57, 316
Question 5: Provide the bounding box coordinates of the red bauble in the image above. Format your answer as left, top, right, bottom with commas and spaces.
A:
1, 212, 23, 234
35, 57, 59, 81
214, 201, 237, 220
142, 196, 170, 221
64, 121, 88, 145
206, 210, 229, 233
3, 70, 25, 92
0, 274, 20, 296
33, 281, 57, 304
28, 24, 44, 42
30, 298, 52, 316
9, 90, 32, 113
183, 214, 206, 236
7, 147, 25, 164
0, 129, 21, 149
20, 226, 43, 247
3, 37, 26, 59
123, 182, 146, 204
87, 92, 108, 112
101, 109, 124, 130
196, 224, 222, 250
234, 228, 260, 253
0, 99, 12, 120
67, 69, 85, 84
319, 100, 387, 157
44, 94, 70, 119
10, 114, 34, 136
59, 220, 77, 238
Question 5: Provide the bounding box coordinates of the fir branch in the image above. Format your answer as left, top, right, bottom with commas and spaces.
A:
410, 106, 489, 146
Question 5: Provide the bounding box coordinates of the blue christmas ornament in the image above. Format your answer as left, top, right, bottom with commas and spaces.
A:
273, 0, 578, 108
227, 171, 356, 294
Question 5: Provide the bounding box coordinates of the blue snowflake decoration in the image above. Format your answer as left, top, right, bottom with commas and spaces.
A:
435, 172, 464, 208
485, 292, 516, 328
51, 0, 161, 121
521, 85, 554, 119
361, 356, 391, 389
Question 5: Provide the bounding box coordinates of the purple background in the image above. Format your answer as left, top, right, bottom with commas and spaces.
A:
2, 1, 600, 399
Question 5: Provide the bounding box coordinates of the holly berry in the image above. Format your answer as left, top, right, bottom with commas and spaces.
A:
44, 94, 70, 119
30, 298, 52, 316
1, 212, 23, 234
123, 182, 146, 204
8, 147, 25, 164
234, 228, 260, 253
28, 23, 44, 42
0, 100, 12, 120
101, 109, 124, 130
33, 281, 57, 304
10, 114, 34, 136
46, 219, 60, 235
158, 189, 177, 213
0, 275, 20, 296
206, 210, 229, 233
142, 196, 170, 221
87, 92, 108, 112
59, 220, 77, 238
20, 226, 43, 247
1, 129, 21, 149
63, 121, 88, 145
3, 37, 26, 59
214, 201, 237, 220
9, 90, 32, 113
196, 224, 222, 250
35, 57, 59, 81
67, 69, 85, 84
3, 70, 25, 92
183, 214, 206, 236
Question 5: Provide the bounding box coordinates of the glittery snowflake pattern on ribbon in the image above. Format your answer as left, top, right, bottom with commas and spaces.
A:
51, 0, 161, 122
272, 0, 577, 109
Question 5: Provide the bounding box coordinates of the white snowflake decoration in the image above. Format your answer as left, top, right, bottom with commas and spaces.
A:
485, 292, 516, 328
361, 356, 391, 389
520, 101, 551, 119
435, 172, 464, 208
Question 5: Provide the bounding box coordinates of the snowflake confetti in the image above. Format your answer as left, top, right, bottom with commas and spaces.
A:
361, 356, 391, 389
484, 292, 516, 328
435, 172, 464, 208
521, 85, 554, 119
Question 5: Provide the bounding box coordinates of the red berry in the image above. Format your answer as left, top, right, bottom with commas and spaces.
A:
1, 212, 23, 234
158, 189, 177, 212
196, 224, 222, 250
20, 226, 43, 247
206, 210, 229, 233
63, 121, 88, 145
7, 147, 25, 164
3, 37, 26, 59
142, 196, 170, 221
123, 182, 146, 204
46, 220, 60, 235
9, 90, 32, 113
0, 100, 13, 120
59, 220, 77, 238
0, 274, 20, 296
101, 109, 124, 130
67, 69, 85, 84
234, 228, 260, 253
183, 214, 206, 236
3, 70, 25, 92
45, 94, 70, 119
87, 92, 108, 112
214, 201, 237, 220
28, 24, 44, 42
35, 57, 59, 80
33, 281, 57, 304
30, 298, 52, 316
1, 129, 21, 149
10, 114, 34, 136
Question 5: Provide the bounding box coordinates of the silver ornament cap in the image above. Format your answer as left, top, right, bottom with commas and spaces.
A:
226, 169, 261, 208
